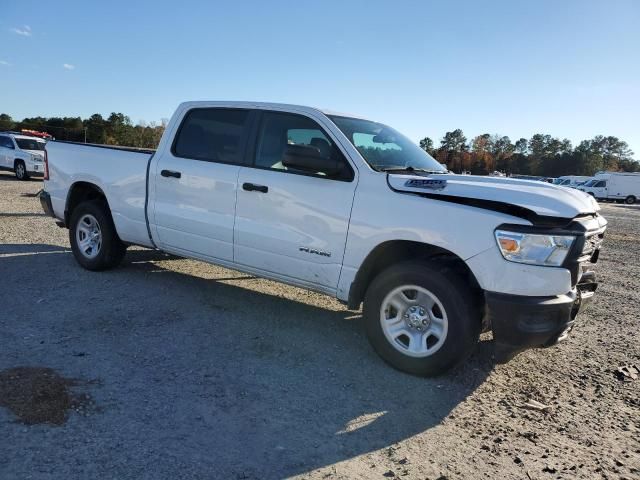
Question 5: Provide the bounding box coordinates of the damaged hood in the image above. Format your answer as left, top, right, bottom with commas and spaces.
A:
388, 173, 600, 219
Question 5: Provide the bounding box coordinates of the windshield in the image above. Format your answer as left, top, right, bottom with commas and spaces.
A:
583, 179, 596, 187
15, 138, 45, 151
329, 115, 446, 173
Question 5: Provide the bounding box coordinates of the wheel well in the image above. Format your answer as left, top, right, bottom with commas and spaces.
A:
347, 240, 483, 311
65, 182, 107, 226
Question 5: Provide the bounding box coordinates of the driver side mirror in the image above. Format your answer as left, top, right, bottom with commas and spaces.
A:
282, 144, 342, 177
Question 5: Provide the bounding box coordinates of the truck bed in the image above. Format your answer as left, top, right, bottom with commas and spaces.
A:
45, 141, 155, 247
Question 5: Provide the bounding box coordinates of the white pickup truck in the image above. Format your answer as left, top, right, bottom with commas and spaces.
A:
40, 101, 607, 375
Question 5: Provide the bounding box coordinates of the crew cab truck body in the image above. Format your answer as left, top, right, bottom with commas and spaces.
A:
578, 172, 640, 204
40, 101, 608, 375
0, 132, 46, 180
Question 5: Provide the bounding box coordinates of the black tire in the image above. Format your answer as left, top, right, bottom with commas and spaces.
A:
363, 261, 481, 376
14, 160, 28, 180
69, 200, 127, 271
625, 195, 636, 205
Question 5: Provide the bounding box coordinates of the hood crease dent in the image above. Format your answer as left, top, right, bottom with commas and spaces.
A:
387, 174, 600, 227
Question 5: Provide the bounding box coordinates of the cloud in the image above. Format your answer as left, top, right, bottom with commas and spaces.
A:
0, 60, 10, 66
11, 25, 31, 36
63, 63, 75, 70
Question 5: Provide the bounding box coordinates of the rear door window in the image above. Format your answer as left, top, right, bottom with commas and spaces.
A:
172, 108, 251, 165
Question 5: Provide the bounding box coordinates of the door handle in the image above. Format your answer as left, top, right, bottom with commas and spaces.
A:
161, 169, 181, 179
242, 182, 268, 193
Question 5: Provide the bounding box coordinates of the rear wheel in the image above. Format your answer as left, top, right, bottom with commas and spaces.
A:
363, 261, 481, 376
625, 195, 636, 205
69, 200, 127, 271
14, 160, 28, 180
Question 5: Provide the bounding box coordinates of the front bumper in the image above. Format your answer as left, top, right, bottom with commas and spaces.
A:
27, 162, 45, 176
487, 274, 597, 361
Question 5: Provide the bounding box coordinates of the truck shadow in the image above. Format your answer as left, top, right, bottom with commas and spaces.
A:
0, 171, 42, 182
0, 244, 495, 479
0, 212, 47, 218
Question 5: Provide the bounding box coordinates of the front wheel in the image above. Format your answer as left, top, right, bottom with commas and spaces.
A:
14, 160, 28, 180
363, 261, 481, 376
69, 200, 127, 271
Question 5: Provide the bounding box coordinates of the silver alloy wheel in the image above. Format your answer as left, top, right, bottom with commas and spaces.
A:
15, 162, 25, 179
76, 214, 102, 259
380, 285, 448, 358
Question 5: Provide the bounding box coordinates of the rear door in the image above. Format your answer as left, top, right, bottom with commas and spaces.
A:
234, 110, 357, 291
149, 107, 255, 262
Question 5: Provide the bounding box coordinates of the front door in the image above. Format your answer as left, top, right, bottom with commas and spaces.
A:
149, 107, 254, 262
591, 180, 607, 199
234, 111, 357, 290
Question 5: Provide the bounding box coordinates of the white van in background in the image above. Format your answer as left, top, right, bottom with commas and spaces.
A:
553, 176, 592, 188
578, 172, 640, 204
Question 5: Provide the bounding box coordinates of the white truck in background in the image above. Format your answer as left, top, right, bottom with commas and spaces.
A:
578, 172, 640, 204
40, 101, 607, 375
553, 176, 592, 188
0, 132, 46, 180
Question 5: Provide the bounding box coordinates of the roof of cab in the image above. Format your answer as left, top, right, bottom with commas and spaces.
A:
176, 101, 368, 121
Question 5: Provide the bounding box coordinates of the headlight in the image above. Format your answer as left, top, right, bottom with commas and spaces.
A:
495, 230, 575, 266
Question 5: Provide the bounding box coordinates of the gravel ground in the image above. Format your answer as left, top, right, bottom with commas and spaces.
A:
0, 171, 638, 480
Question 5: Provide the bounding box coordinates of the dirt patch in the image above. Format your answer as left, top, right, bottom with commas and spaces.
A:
0, 366, 94, 425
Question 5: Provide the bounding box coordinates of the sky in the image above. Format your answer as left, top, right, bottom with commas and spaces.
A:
1, 0, 639, 157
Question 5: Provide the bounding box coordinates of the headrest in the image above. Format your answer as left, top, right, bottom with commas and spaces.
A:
310, 137, 331, 158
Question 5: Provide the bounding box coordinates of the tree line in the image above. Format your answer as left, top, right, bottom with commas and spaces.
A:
1, 112, 638, 176
0, 113, 166, 150
420, 129, 638, 176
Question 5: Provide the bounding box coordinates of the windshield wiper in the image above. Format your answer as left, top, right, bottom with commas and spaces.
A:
379, 166, 446, 175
